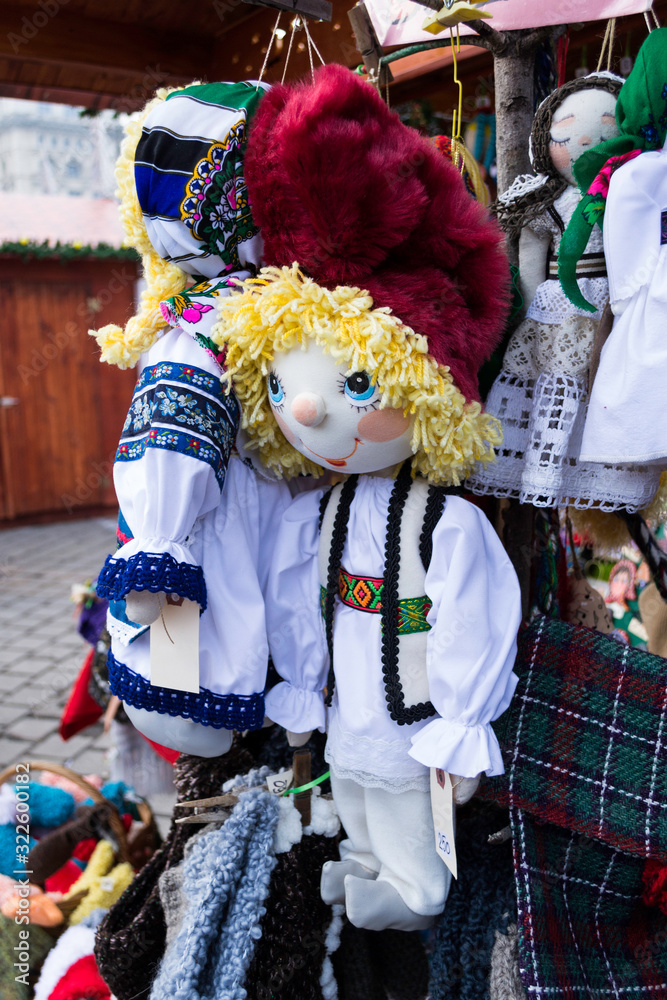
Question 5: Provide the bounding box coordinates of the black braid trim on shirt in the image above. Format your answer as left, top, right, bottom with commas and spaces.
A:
318, 487, 333, 531
382, 462, 437, 726
324, 475, 359, 707
419, 486, 448, 572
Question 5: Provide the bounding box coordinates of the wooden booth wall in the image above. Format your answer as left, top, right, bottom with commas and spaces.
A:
0, 256, 137, 522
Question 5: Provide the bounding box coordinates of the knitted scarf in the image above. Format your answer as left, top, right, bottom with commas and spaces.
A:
559, 28, 667, 311
148, 787, 279, 1000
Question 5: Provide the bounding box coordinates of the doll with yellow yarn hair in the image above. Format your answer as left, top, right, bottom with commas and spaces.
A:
214, 66, 521, 933
93, 81, 290, 757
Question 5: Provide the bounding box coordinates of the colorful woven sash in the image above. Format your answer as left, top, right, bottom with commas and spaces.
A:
320, 567, 432, 635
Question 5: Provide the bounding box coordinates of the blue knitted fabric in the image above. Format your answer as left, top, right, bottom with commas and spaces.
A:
149, 786, 279, 1000
25, 783, 75, 828
97, 551, 207, 611
83, 782, 141, 820
0, 824, 36, 878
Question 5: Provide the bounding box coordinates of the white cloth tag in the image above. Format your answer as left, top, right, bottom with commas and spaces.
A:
150, 596, 200, 693
430, 768, 458, 879
266, 769, 293, 796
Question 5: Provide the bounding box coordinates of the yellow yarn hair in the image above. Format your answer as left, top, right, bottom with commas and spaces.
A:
214, 265, 501, 486
91, 88, 193, 368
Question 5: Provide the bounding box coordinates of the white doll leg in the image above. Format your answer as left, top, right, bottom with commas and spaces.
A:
330, 774, 382, 874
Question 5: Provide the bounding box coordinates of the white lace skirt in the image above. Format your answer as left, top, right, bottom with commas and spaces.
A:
467, 371, 661, 511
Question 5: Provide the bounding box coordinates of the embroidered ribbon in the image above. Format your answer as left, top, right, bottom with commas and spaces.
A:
319, 568, 432, 636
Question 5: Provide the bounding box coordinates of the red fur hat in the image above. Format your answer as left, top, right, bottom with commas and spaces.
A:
245, 64, 510, 402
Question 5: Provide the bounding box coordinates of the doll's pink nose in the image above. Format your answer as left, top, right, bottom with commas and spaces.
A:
291, 392, 326, 427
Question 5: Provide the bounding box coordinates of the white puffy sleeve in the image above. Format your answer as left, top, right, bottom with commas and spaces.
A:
264, 489, 329, 734
96, 326, 238, 611
408, 496, 521, 777
604, 151, 666, 315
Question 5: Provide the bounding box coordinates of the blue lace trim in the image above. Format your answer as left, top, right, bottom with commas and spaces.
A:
108, 652, 265, 730
116, 361, 240, 488
96, 551, 207, 610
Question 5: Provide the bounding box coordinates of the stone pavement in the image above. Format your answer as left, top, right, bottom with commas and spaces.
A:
0, 517, 176, 833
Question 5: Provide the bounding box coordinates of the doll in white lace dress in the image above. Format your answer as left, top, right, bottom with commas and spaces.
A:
468, 72, 661, 512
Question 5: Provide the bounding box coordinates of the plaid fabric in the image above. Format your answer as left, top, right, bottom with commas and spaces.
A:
485, 615, 667, 863
513, 806, 667, 996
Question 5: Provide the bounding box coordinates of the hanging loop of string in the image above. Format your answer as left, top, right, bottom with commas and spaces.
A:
257, 11, 282, 89
450, 25, 464, 173
645, 4, 660, 31
281, 16, 302, 84
302, 17, 325, 81
596, 18, 617, 72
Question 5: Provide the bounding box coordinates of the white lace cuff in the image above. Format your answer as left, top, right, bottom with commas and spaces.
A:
408, 718, 505, 777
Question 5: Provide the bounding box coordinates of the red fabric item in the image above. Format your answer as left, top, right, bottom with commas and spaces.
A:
244, 64, 511, 403
141, 734, 179, 764
643, 858, 667, 915
45, 860, 83, 895
49, 954, 110, 1000
71, 838, 97, 864
59, 649, 104, 740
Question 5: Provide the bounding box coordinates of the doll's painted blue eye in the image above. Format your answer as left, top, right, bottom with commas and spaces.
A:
344, 372, 376, 404
267, 372, 284, 406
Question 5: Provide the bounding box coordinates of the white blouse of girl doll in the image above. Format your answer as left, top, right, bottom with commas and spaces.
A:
267, 340, 415, 475
519, 87, 620, 309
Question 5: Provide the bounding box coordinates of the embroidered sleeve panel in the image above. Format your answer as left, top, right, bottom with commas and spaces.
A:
97, 550, 207, 610
116, 362, 240, 489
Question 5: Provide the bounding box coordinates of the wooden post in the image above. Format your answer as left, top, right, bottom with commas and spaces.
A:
293, 749, 312, 826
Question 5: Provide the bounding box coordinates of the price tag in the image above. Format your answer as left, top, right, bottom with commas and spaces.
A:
266, 769, 293, 796
150, 596, 200, 693
430, 768, 458, 879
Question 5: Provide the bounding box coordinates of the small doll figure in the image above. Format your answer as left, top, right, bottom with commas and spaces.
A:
468, 72, 661, 512
215, 67, 522, 932
560, 29, 667, 484
92, 82, 290, 756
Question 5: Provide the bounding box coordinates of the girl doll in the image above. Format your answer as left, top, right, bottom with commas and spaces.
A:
214, 66, 522, 933
467, 72, 661, 512
560, 29, 667, 482
92, 82, 290, 756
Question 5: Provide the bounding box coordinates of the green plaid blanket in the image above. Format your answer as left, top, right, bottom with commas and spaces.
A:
486, 616, 667, 863
513, 807, 667, 996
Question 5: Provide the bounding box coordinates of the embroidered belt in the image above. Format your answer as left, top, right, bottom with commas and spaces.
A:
319, 567, 432, 635
546, 252, 606, 281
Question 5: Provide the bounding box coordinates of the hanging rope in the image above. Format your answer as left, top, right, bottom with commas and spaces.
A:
596, 18, 617, 73
257, 11, 282, 89
450, 25, 464, 172
281, 16, 300, 84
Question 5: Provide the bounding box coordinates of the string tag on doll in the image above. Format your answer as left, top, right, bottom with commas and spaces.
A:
430, 768, 458, 879
150, 595, 200, 693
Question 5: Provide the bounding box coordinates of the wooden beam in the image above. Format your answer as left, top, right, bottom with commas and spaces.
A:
242, 0, 332, 22
0, 4, 213, 79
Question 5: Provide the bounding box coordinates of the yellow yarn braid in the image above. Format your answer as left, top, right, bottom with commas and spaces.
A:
213, 265, 502, 486
90, 88, 193, 368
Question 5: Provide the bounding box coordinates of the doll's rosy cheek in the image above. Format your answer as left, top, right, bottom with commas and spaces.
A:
274, 411, 297, 445
357, 408, 411, 442
549, 140, 571, 172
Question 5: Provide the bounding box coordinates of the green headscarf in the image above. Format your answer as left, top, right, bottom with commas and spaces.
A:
559, 27, 667, 311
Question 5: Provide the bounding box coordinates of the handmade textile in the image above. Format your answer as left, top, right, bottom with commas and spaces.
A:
468, 185, 660, 510
0, 913, 53, 1000
331, 923, 430, 1000
135, 81, 265, 279
94, 745, 255, 1000
148, 788, 279, 1000
265, 478, 520, 794
487, 616, 667, 863
560, 29, 667, 310
511, 806, 667, 997
97, 325, 290, 730
579, 138, 667, 467
429, 800, 517, 1000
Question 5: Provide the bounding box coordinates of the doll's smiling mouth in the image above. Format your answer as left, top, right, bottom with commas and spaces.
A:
305, 438, 361, 467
